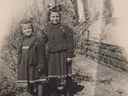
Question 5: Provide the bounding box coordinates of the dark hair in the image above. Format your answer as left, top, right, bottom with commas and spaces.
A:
19, 18, 34, 35
47, 6, 61, 22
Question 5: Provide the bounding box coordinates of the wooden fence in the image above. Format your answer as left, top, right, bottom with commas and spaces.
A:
84, 40, 128, 72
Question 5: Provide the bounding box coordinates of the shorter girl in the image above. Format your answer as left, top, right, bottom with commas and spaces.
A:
16, 19, 47, 93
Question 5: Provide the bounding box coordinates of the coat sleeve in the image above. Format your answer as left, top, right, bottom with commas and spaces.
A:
16, 38, 23, 65
17, 46, 22, 65
64, 26, 75, 58
34, 36, 47, 76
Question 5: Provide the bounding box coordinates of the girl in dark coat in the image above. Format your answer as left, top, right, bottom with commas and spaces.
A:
16, 20, 46, 84
44, 8, 75, 95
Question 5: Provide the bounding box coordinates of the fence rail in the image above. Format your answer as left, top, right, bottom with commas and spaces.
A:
84, 40, 128, 72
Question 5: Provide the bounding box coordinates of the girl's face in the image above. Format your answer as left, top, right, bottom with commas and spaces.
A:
21, 23, 33, 36
50, 12, 60, 24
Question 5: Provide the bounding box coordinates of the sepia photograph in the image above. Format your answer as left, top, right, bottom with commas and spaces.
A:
0, 0, 128, 96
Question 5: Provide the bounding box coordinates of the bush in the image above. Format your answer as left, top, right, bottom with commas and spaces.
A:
0, 74, 16, 96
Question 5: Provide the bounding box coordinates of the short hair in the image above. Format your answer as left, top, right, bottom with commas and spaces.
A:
19, 18, 34, 34
47, 5, 61, 22
49, 5, 61, 12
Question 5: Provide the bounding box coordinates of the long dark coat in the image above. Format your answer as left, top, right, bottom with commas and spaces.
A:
44, 23, 74, 78
16, 35, 46, 81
